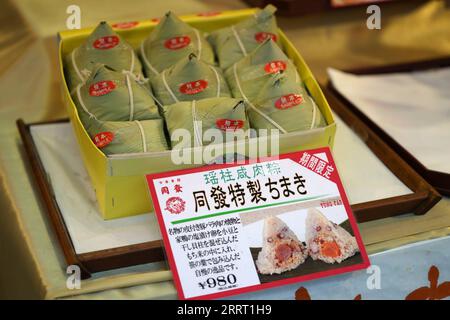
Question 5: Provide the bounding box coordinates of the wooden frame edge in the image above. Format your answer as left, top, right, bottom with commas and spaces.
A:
16, 118, 92, 279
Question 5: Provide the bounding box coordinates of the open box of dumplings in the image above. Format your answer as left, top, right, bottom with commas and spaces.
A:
58, 6, 336, 220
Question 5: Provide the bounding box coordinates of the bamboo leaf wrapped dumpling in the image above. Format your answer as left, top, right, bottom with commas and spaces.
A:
208, 5, 280, 70
247, 73, 326, 134
140, 12, 215, 77
163, 98, 250, 149
71, 64, 160, 127
65, 21, 143, 90
85, 118, 169, 155
151, 53, 231, 105
225, 38, 301, 102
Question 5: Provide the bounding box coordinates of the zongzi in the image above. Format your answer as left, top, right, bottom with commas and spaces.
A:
247, 72, 326, 134
65, 21, 142, 90
71, 64, 160, 127
163, 98, 249, 149
208, 5, 280, 69
151, 53, 231, 105
140, 11, 214, 77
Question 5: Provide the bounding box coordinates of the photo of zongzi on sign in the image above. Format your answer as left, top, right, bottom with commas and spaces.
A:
244, 205, 362, 282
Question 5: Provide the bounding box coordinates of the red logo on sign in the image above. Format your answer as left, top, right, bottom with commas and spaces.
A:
264, 60, 287, 74
93, 36, 120, 49
216, 119, 245, 131
197, 11, 221, 17
255, 32, 277, 43
89, 80, 116, 96
164, 36, 191, 50
93, 132, 114, 148
179, 80, 208, 95
112, 21, 139, 29
165, 197, 186, 214
275, 94, 303, 109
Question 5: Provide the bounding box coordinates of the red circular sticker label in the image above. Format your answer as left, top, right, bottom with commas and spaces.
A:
164, 36, 191, 50
255, 32, 277, 43
179, 80, 208, 95
93, 132, 114, 148
93, 35, 120, 49
89, 80, 116, 96
197, 11, 221, 17
165, 197, 186, 214
216, 119, 245, 131
275, 94, 303, 109
112, 21, 139, 29
264, 60, 287, 74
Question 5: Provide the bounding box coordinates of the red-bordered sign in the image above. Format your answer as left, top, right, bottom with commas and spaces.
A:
146, 147, 370, 300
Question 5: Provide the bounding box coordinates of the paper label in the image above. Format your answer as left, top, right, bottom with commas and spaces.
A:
93, 36, 119, 49
216, 119, 245, 131
275, 94, 303, 109
165, 36, 191, 50
89, 80, 116, 96
255, 32, 277, 43
112, 21, 139, 29
179, 80, 208, 95
93, 131, 114, 148
146, 148, 369, 300
264, 60, 287, 74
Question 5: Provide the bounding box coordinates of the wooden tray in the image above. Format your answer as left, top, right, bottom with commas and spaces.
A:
327, 56, 450, 196
17, 119, 165, 279
16, 113, 440, 278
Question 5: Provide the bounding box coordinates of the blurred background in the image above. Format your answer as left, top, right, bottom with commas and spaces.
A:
1, 0, 448, 122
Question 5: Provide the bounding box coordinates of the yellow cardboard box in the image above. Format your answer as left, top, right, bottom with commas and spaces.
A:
58, 8, 336, 219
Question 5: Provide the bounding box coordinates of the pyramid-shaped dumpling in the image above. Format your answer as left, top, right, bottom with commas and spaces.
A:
65, 21, 143, 90
72, 64, 160, 126
163, 98, 249, 149
151, 53, 230, 105
305, 208, 359, 264
208, 5, 280, 69
256, 216, 308, 275
139, 12, 214, 77
248, 72, 326, 134
85, 118, 168, 155
225, 38, 300, 102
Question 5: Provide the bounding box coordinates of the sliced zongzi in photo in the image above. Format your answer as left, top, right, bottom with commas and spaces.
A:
163, 98, 249, 149
247, 72, 326, 134
225, 38, 301, 102
306, 208, 359, 264
208, 4, 280, 70
256, 216, 308, 275
65, 21, 143, 90
151, 53, 231, 105
71, 64, 160, 127
139, 11, 215, 77
86, 118, 169, 155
